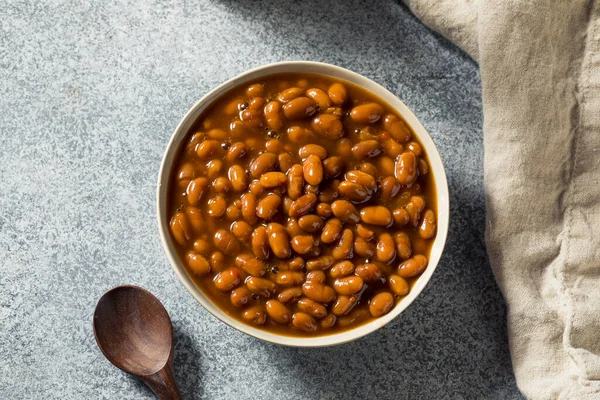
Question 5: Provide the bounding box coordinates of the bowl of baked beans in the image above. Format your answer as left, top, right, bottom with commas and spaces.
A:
157, 61, 449, 346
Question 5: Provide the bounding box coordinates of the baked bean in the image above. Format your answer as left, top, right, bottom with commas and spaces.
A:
395, 151, 418, 185
289, 193, 317, 217
383, 114, 412, 142
267, 223, 291, 258
214, 267, 242, 292
306, 87, 331, 109
338, 181, 369, 203
306, 255, 335, 271
291, 235, 315, 255
419, 158, 429, 174
392, 208, 410, 226
352, 140, 382, 159
246, 276, 277, 298
355, 224, 375, 241
334, 276, 364, 295
354, 237, 375, 258
287, 126, 314, 144
213, 229, 240, 253
278, 287, 303, 303
231, 221, 253, 242
240, 193, 259, 224
292, 312, 317, 332
316, 203, 332, 218
212, 177, 231, 194
285, 164, 304, 200
229, 119, 250, 138
393, 232, 412, 260
288, 257, 305, 271
184, 206, 204, 232
260, 171, 287, 188
398, 255, 428, 278
298, 214, 324, 233
388, 274, 409, 296
196, 139, 220, 159
345, 170, 377, 192
357, 163, 376, 178
241, 109, 263, 130
328, 83, 348, 106
311, 114, 344, 139
225, 98, 243, 115
250, 152, 278, 178
323, 156, 343, 178
256, 194, 281, 220
285, 218, 304, 237
302, 282, 336, 303
248, 180, 265, 197
407, 141, 422, 156
193, 238, 211, 255
376, 156, 395, 177
299, 144, 327, 160
265, 300, 292, 324
226, 142, 247, 162
324, 106, 343, 116
242, 305, 267, 325
335, 138, 353, 158
380, 176, 401, 201
350, 103, 384, 124
376, 233, 396, 263
227, 165, 248, 192
207, 196, 226, 218
369, 292, 394, 317
246, 83, 264, 97
298, 298, 327, 319
405, 196, 425, 226
185, 133, 204, 156
278, 153, 294, 173
331, 200, 360, 223
321, 313, 337, 328
333, 229, 354, 260
321, 218, 343, 243
206, 128, 227, 141
275, 271, 305, 287
419, 209, 436, 239
235, 253, 267, 276
305, 271, 326, 283
303, 155, 323, 186
330, 261, 355, 279
318, 185, 339, 203
186, 251, 211, 276
206, 159, 223, 179
283, 97, 317, 120
360, 206, 392, 226
210, 251, 225, 272
277, 87, 304, 103
265, 139, 283, 153
226, 204, 242, 221
177, 162, 195, 188
332, 295, 358, 316
186, 177, 208, 206
382, 137, 404, 158
355, 263, 383, 283
230, 286, 251, 307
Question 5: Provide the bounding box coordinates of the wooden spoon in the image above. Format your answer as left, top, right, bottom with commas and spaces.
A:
93, 285, 182, 399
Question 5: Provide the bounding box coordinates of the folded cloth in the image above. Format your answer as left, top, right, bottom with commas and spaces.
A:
403, 1, 600, 399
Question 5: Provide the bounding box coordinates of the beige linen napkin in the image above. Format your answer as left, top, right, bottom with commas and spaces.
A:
403, 1, 600, 399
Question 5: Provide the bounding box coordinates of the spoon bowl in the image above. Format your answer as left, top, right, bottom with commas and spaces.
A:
93, 285, 182, 399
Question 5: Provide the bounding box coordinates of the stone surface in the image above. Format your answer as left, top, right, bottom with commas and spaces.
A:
0, 0, 522, 398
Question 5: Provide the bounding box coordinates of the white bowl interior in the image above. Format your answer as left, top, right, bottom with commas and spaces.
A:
157, 61, 449, 347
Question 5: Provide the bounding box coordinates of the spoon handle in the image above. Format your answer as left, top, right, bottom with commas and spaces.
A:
142, 363, 182, 400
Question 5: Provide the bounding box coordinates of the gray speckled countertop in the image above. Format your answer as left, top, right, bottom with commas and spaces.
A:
0, 1, 523, 399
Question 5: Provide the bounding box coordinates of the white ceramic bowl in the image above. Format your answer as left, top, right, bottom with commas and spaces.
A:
157, 61, 449, 347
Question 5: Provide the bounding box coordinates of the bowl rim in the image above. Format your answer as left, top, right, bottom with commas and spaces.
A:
157, 61, 449, 347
